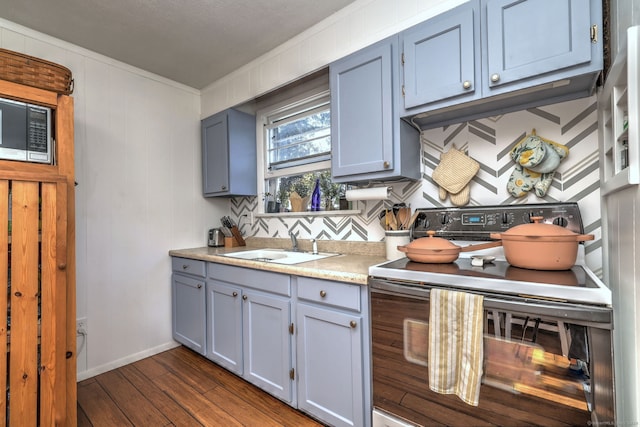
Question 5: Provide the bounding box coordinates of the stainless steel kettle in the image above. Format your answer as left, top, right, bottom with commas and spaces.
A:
208, 228, 225, 247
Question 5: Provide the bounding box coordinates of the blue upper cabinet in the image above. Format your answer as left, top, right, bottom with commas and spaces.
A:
202, 108, 257, 197
402, 1, 481, 109
402, 0, 603, 129
330, 36, 421, 183
484, 0, 595, 93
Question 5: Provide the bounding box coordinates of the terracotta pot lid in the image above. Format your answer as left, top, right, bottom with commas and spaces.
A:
501, 216, 578, 237
405, 231, 460, 251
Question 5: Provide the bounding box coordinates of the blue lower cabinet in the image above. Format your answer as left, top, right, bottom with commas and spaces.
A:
206, 263, 294, 404
173, 261, 371, 426
296, 303, 365, 427
296, 277, 371, 427
171, 258, 207, 355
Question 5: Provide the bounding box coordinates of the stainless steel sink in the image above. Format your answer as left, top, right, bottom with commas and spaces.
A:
221, 248, 339, 265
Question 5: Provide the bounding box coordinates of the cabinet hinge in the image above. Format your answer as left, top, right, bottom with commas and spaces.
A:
289, 368, 295, 380
289, 323, 294, 334
591, 24, 598, 43
402, 85, 405, 97
401, 52, 405, 66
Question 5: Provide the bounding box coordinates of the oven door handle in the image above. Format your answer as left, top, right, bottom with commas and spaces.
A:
369, 279, 612, 328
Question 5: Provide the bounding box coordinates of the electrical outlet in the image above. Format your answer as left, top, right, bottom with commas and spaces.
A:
76, 318, 88, 336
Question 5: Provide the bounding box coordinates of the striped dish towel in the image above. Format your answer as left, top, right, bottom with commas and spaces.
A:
428, 288, 484, 406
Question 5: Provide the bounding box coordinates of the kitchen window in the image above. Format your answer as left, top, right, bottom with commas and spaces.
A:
266, 95, 331, 171
258, 88, 350, 214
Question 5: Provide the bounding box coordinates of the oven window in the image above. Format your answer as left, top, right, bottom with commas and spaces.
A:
403, 319, 429, 367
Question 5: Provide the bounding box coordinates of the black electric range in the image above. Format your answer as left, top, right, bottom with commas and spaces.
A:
369, 203, 612, 307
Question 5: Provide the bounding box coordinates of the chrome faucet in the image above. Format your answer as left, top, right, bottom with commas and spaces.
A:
311, 238, 318, 255
289, 231, 299, 252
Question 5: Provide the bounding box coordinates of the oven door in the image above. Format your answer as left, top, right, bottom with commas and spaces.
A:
370, 279, 614, 427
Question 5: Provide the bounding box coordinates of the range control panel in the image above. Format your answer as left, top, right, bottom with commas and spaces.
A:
411, 203, 584, 241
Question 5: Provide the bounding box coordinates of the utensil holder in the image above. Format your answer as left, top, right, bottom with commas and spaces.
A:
385, 230, 410, 260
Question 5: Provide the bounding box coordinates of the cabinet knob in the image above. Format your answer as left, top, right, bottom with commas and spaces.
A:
462, 80, 472, 89
232, 291, 238, 297
350, 321, 357, 328
197, 284, 202, 289
320, 290, 327, 298
383, 161, 390, 169
242, 295, 248, 301
490, 73, 500, 83
182, 264, 189, 270
221, 185, 227, 191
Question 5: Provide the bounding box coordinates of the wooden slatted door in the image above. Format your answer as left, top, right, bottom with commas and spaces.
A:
0, 174, 68, 426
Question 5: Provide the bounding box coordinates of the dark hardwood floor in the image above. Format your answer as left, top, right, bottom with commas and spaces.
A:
77, 345, 326, 426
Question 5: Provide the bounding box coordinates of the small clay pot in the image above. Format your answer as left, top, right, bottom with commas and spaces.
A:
397, 231, 502, 263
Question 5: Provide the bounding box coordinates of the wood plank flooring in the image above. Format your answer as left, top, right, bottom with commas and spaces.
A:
77, 346, 326, 426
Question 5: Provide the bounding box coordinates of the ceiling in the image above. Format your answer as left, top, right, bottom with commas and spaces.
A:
0, 0, 357, 89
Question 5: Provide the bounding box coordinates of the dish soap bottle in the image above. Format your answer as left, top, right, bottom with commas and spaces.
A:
311, 178, 321, 211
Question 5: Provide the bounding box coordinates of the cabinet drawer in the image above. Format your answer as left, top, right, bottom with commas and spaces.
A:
298, 277, 361, 312
172, 257, 206, 277
209, 263, 291, 296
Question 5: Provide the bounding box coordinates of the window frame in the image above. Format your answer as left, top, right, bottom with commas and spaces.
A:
262, 90, 332, 181
265, 101, 331, 171
256, 88, 333, 214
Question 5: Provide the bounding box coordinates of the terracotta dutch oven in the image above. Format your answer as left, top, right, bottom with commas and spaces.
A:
397, 231, 502, 263
489, 217, 594, 270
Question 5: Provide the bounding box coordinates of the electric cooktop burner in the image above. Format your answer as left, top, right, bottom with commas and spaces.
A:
369, 203, 612, 306
378, 257, 597, 288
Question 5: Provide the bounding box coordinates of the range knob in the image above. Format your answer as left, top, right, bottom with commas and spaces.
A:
553, 217, 568, 227
501, 212, 510, 224
421, 217, 430, 229
440, 213, 449, 225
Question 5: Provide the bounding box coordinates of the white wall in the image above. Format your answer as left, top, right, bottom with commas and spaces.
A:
201, 0, 466, 117
0, 19, 228, 380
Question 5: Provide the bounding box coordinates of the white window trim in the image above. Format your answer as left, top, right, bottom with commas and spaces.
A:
263, 90, 331, 179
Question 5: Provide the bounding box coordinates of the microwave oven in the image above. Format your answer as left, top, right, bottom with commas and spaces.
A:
0, 97, 53, 164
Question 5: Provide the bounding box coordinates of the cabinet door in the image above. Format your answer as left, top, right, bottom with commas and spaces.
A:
330, 38, 395, 178
202, 109, 257, 197
296, 304, 364, 427
402, 0, 480, 109
206, 281, 243, 374
485, 0, 593, 90
202, 112, 230, 196
243, 290, 293, 403
172, 274, 206, 355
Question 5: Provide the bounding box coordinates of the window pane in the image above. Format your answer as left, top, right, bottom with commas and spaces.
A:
265, 170, 351, 212
268, 108, 331, 169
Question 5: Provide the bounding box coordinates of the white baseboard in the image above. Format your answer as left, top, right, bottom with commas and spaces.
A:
76, 341, 181, 382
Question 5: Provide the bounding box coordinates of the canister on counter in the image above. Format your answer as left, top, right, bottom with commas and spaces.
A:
385, 230, 410, 261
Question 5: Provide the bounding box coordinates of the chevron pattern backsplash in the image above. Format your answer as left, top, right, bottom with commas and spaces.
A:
232, 95, 603, 274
